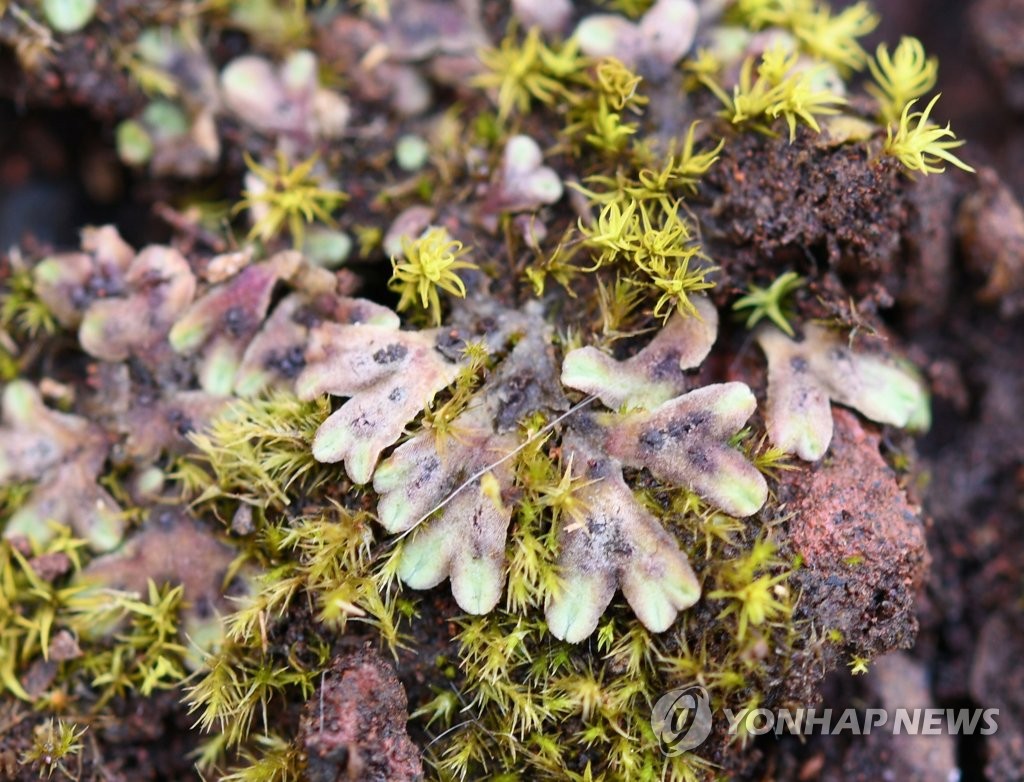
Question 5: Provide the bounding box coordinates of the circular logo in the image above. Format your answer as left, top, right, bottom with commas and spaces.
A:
651, 685, 713, 754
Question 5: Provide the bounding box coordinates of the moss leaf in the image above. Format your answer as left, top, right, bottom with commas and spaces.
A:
371, 327, 567, 612
586, 382, 768, 518
33, 226, 135, 328
79, 245, 196, 363
234, 293, 398, 397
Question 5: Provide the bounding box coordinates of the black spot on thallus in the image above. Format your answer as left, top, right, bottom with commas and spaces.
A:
373, 343, 409, 364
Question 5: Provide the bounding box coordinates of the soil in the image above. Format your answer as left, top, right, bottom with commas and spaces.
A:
1, 1, 1023, 781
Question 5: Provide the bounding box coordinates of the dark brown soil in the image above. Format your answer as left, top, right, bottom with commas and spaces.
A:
697, 129, 907, 296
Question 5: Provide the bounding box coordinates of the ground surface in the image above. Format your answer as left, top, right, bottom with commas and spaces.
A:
0, 1, 1022, 780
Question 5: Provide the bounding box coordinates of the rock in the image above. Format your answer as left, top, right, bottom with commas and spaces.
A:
834, 652, 958, 782
970, 613, 1024, 782
782, 409, 928, 659
48, 630, 83, 662
27, 552, 72, 582
299, 646, 423, 782
970, 0, 1024, 110
957, 167, 1024, 316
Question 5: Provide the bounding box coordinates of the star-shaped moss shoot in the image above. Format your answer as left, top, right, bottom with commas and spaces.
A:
372, 330, 559, 614
732, 271, 805, 337
545, 433, 701, 643
235, 151, 349, 248
169, 251, 302, 395
0, 382, 124, 551
561, 296, 717, 411
388, 227, 479, 326
883, 95, 975, 175
79, 245, 197, 364
474, 27, 586, 123
298, 316, 461, 484
756, 323, 931, 461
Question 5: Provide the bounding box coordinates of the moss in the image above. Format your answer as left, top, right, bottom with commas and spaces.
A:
422, 513, 802, 779
389, 227, 479, 325
75, 581, 189, 705
868, 36, 938, 125
180, 390, 334, 512
697, 44, 846, 140
733, 0, 879, 72
0, 0, 967, 777
732, 271, 806, 337
0, 265, 58, 341
235, 152, 348, 248
474, 26, 588, 123
19, 719, 86, 778
883, 95, 975, 175
220, 734, 304, 782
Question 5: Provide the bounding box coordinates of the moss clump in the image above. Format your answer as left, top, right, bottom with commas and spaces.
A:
179, 390, 334, 512
0, 0, 960, 778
